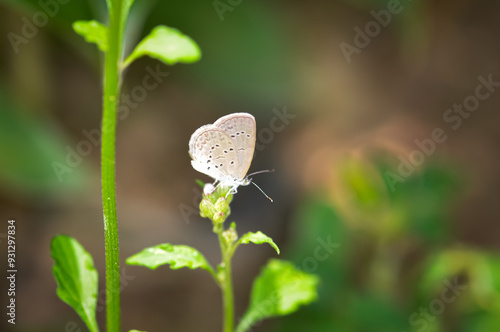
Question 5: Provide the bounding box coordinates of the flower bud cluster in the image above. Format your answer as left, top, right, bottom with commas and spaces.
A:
199, 183, 233, 224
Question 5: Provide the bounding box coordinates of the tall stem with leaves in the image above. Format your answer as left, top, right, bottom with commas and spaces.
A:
51, 2, 202, 332
101, 0, 128, 330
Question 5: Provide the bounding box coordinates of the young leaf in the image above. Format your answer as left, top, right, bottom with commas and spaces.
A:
238, 231, 280, 254
51, 235, 99, 332
236, 259, 319, 332
73, 20, 109, 52
126, 243, 213, 273
123, 25, 201, 68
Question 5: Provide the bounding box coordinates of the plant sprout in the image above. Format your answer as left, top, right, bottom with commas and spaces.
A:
127, 184, 319, 332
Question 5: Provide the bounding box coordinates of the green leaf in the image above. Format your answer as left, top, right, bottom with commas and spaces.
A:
126, 243, 212, 272
238, 231, 280, 254
73, 20, 109, 52
123, 25, 201, 68
237, 259, 319, 332
51, 235, 99, 332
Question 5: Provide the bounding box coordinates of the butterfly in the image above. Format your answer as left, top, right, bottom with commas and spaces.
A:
189, 112, 272, 200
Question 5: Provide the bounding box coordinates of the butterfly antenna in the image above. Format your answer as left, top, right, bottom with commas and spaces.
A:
246, 169, 275, 177
251, 182, 273, 202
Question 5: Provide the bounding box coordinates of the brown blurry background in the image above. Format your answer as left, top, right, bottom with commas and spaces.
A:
0, 0, 499, 331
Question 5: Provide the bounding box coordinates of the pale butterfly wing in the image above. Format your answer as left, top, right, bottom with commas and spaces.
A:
213, 113, 256, 180
188, 124, 241, 184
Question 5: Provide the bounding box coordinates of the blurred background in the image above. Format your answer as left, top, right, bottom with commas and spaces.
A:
1, 0, 500, 331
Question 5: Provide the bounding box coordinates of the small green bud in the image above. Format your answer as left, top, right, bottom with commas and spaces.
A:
199, 199, 213, 218
213, 211, 226, 224
222, 227, 238, 244
214, 197, 229, 214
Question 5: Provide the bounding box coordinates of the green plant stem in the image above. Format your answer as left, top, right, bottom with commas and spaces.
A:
102, 1, 128, 331
216, 226, 235, 332
222, 249, 234, 332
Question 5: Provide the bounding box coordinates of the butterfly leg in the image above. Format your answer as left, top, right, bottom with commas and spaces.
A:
225, 185, 238, 198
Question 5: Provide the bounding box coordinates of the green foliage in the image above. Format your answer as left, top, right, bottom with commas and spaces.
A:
419, 249, 472, 293
237, 259, 319, 332
0, 91, 84, 193
73, 20, 109, 52
51, 235, 99, 332
274, 159, 500, 332
2, 0, 95, 36
123, 25, 201, 68
238, 231, 280, 254
466, 312, 500, 331
126, 243, 214, 273
419, 248, 500, 313
348, 294, 408, 332
334, 154, 462, 243
387, 163, 461, 243
287, 198, 348, 298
